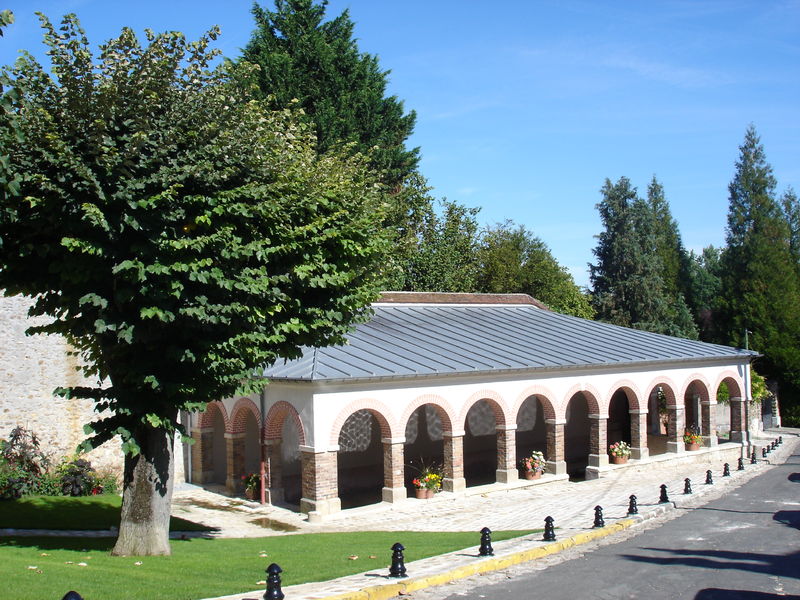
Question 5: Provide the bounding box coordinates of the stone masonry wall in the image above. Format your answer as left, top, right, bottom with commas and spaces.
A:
0, 295, 123, 473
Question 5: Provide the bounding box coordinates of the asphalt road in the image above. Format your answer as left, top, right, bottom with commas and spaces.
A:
429, 446, 800, 600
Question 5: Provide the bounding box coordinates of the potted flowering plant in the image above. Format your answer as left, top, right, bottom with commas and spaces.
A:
412, 466, 442, 499
608, 441, 631, 465
520, 450, 546, 480
242, 472, 261, 500
683, 429, 702, 451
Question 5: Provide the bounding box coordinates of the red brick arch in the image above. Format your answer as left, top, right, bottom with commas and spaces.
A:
198, 400, 230, 432
399, 394, 456, 435
714, 371, 744, 399
229, 397, 261, 435
606, 380, 643, 412
329, 399, 397, 446
512, 385, 557, 423
563, 383, 602, 417
680, 374, 712, 403
645, 377, 679, 407
459, 389, 509, 427
263, 400, 307, 445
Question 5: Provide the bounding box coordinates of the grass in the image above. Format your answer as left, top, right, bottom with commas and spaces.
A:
0, 496, 213, 532
2, 530, 534, 600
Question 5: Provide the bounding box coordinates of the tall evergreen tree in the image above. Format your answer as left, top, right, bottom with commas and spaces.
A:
717, 126, 800, 402
240, 0, 418, 188
590, 177, 696, 337
685, 246, 722, 341
477, 221, 594, 318
782, 187, 800, 276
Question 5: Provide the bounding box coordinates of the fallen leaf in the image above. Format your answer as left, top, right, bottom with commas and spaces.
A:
347, 555, 358, 560
77, 562, 88, 567
40, 553, 50, 557
134, 561, 143, 566
27, 566, 37, 570
369, 555, 377, 559
64, 561, 73, 565
257, 580, 266, 586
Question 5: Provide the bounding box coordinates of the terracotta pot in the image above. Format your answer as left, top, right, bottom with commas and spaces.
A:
524, 470, 542, 480
685, 442, 700, 451
415, 488, 434, 499
610, 455, 629, 465
245, 487, 256, 500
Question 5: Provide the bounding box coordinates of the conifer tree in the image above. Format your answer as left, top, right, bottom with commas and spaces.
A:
685, 246, 722, 341
782, 187, 800, 276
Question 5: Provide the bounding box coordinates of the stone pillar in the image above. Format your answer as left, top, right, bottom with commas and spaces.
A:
225, 432, 246, 493
666, 405, 686, 453
629, 409, 649, 460
729, 397, 746, 444
382, 438, 407, 503
265, 440, 283, 504
586, 414, 608, 479
300, 446, 341, 520
495, 425, 517, 484
442, 431, 466, 493
700, 399, 718, 447
545, 419, 566, 475
191, 427, 214, 484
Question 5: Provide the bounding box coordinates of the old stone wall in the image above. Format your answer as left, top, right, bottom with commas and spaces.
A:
0, 295, 123, 473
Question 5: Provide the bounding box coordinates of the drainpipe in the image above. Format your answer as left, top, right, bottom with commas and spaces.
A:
185, 410, 192, 484
259, 383, 267, 505
744, 330, 751, 455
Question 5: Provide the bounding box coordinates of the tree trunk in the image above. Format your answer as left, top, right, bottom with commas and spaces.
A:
112, 425, 175, 556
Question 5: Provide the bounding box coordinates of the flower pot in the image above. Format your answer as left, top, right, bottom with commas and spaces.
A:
524, 470, 542, 480
610, 455, 629, 465
685, 442, 700, 451
415, 488, 434, 499
245, 487, 256, 500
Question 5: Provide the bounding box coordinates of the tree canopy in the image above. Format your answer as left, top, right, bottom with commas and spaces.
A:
0, 13, 388, 555
240, 0, 418, 188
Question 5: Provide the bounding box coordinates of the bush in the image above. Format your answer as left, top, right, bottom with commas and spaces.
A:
32, 471, 64, 497
59, 458, 98, 497
0, 427, 51, 500
782, 403, 800, 428
94, 469, 119, 496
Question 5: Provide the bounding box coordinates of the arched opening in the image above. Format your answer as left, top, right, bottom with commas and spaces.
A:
279, 417, 303, 506
646, 385, 671, 456
463, 400, 499, 487
684, 381, 703, 435
243, 411, 261, 476
715, 380, 732, 442
210, 408, 227, 486
607, 390, 632, 446
337, 409, 383, 509
403, 405, 444, 494
515, 395, 547, 472
564, 393, 590, 479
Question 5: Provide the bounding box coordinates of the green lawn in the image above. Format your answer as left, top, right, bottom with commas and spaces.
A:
2, 530, 534, 600
0, 496, 212, 532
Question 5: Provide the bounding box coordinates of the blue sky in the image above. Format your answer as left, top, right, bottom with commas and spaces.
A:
2, 1, 798, 287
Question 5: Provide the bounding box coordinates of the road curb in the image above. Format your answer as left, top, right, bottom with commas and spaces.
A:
322, 519, 638, 600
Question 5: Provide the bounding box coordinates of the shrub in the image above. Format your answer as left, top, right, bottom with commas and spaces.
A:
59, 458, 98, 497
33, 471, 64, 497
94, 469, 119, 495
0, 426, 51, 499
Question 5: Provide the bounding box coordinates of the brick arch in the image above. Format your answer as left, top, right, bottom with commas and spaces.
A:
329, 399, 397, 446
229, 397, 261, 435
198, 400, 230, 432
399, 394, 456, 435
606, 380, 643, 412
512, 385, 557, 423
645, 376, 679, 407
714, 371, 744, 399
562, 383, 602, 417
263, 400, 307, 446
459, 389, 509, 427
680, 374, 712, 403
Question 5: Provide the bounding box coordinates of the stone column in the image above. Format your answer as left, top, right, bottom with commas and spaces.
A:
729, 396, 746, 444
299, 446, 341, 521
442, 431, 466, 493
700, 399, 718, 447
629, 409, 649, 460
495, 425, 517, 484
545, 419, 566, 475
191, 427, 214, 484
382, 438, 407, 503
264, 440, 283, 504
666, 405, 686, 453
225, 432, 246, 493
586, 414, 608, 480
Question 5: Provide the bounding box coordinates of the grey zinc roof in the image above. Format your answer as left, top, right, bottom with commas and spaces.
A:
262, 303, 755, 382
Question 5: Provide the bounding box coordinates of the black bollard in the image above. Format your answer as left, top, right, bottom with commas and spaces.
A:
705, 469, 713, 485
479, 527, 494, 556
62, 593, 84, 600
389, 543, 407, 578
779, 436, 783, 445
684, 478, 692, 494
771, 441, 776, 450
762, 447, 767, 458
751, 450, 757, 464
737, 457, 744, 471
659, 484, 669, 503
628, 494, 638, 515
723, 463, 731, 477
543, 516, 556, 541
264, 563, 285, 600
593, 505, 605, 528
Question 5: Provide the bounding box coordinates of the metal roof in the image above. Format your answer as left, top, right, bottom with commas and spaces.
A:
262, 302, 755, 382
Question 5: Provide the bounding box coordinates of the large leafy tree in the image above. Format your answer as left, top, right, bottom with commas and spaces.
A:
685, 246, 722, 341
240, 0, 418, 189
0, 15, 387, 555
0, 9, 22, 200
717, 126, 800, 403
477, 221, 594, 318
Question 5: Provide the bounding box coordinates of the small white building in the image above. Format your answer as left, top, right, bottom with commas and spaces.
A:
185, 292, 756, 520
